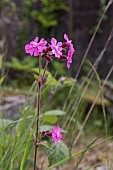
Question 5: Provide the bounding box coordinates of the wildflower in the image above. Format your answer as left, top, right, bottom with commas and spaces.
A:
25, 36, 47, 56
50, 38, 62, 58
52, 126, 62, 144
64, 34, 75, 68
41, 126, 62, 144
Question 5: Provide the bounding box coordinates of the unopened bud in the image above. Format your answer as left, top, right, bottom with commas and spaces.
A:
62, 43, 67, 48
45, 55, 52, 62
60, 55, 67, 60
46, 46, 51, 52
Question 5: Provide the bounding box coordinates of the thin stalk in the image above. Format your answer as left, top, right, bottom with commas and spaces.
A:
34, 56, 42, 170
43, 60, 48, 77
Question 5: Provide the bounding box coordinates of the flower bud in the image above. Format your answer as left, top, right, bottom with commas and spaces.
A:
60, 55, 67, 60
44, 55, 52, 62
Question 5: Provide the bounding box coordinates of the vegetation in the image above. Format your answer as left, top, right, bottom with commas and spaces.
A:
0, 0, 113, 169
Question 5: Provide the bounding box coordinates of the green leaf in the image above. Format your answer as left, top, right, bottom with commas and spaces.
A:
0, 118, 13, 129
41, 115, 58, 124
31, 11, 57, 28
32, 73, 39, 80
32, 68, 59, 86
0, 144, 11, 166
6, 57, 37, 72
32, 68, 52, 77
0, 54, 3, 69
37, 141, 52, 150
39, 125, 53, 132
10, 110, 35, 163
42, 136, 51, 142
20, 132, 32, 170
48, 142, 69, 166
46, 76, 59, 86
44, 110, 65, 116
63, 77, 76, 86
0, 76, 5, 85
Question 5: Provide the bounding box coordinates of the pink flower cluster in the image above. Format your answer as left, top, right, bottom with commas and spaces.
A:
41, 125, 62, 144
25, 34, 75, 68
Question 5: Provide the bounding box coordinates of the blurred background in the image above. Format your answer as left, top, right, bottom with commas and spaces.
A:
0, 0, 113, 169
1, 0, 113, 79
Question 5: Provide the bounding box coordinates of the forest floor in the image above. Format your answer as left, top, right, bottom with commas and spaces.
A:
38, 137, 113, 170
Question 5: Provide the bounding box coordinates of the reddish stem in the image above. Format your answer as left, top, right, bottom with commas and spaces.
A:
34, 57, 42, 170
34, 83, 41, 170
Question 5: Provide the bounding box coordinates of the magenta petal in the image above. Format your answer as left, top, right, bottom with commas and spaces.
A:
52, 130, 56, 136
59, 134, 62, 139
52, 49, 55, 55
57, 126, 61, 133
52, 125, 62, 144
38, 46, 43, 52
25, 44, 31, 49
55, 50, 60, 58
25, 36, 47, 56
53, 137, 57, 144
34, 48, 39, 56
57, 138, 62, 142
29, 48, 34, 56
64, 34, 70, 44
51, 44, 54, 50
58, 47, 62, 51
57, 42, 62, 47
64, 33, 68, 41
39, 38, 44, 42
39, 38, 47, 45
53, 126, 57, 132
52, 134, 56, 138
50, 38, 62, 58
58, 50, 62, 56
34, 36, 38, 43
51, 38, 57, 45
64, 33, 75, 68
25, 46, 34, 55
25, 48, 30, 53
67, 62, 70, 68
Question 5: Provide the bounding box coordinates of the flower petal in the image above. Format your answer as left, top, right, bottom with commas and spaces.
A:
25, 36, 47, 56
34, 36, 38, 43
64, 34, 69, 42
34, 48, 39, 56
57, 138, 62, 142
57, 42, 62, 47
53, 137, 57, 144
57, 126, 61, 133
64, 34, 75, 68
51, 38, 57, 45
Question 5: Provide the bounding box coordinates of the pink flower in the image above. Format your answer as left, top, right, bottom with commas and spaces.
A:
25, 36, 47, 56
52, 126, 62, 144
50, 38, 62, 58
64, 34, 75, 68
